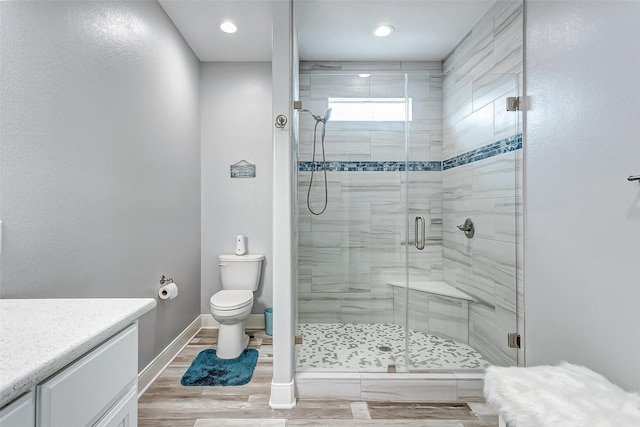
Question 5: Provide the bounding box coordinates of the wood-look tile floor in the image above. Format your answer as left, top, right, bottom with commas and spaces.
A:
138, 329, 498, 427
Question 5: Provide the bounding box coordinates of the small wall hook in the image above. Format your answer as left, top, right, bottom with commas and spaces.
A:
160, 275, 174, 285
275, 114, 287, 128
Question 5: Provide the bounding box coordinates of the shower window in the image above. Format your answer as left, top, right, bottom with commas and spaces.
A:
327, 97, 413, 122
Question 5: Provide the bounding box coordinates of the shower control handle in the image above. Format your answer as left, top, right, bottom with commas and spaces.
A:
457, 218, 475, 239
415, 216, 426, 250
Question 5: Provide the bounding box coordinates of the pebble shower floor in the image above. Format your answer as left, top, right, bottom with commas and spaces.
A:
297, 323, 490, 371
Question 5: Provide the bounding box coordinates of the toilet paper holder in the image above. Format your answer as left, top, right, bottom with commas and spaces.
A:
160, 275, 174, 285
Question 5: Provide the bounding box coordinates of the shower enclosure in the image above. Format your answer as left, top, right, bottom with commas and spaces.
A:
292, 1, 523, 378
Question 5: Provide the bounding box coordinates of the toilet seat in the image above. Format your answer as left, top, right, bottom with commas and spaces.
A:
210, 290, 253, 311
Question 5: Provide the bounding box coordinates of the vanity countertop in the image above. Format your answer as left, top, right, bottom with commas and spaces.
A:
0, 298, 156, 408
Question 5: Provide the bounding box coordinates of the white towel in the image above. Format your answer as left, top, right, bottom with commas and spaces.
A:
484, 362, 640, 427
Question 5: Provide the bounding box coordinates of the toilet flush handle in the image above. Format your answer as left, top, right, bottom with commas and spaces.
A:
219, 263, 227, 267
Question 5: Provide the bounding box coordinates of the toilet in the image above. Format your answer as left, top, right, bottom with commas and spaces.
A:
210, 254, 264, 359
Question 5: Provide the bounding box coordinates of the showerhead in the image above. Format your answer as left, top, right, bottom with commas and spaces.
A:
300, 108, 332, 124
323, 108, 332, 124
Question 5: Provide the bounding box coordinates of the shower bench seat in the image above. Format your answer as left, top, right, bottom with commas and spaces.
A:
386, 281, 475, 301
386, 281, 474, 344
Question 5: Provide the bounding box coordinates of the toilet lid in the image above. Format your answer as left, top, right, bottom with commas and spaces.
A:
210, 290, 253, 310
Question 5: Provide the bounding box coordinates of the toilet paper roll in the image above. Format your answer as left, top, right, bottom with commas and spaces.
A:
236, 234, 246, 255
159, 282, 178, 300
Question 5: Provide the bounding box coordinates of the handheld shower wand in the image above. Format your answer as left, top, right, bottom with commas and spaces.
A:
299, 108, 332, 215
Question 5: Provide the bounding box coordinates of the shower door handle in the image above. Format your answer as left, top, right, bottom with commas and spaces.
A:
415, 216, 425, 250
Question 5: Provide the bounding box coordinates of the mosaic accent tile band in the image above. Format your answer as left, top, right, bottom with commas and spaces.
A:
298, 133, 523, 172
442, 134, 523, 171
298, 160, 442, 172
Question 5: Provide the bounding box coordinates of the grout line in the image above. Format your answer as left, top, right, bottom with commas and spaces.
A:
350, 401, 372, 419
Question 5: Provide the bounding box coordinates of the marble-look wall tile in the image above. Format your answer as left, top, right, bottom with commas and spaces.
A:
472, 72, 518, 113
442, 74, 473, 134
392, 287, 470, 344
471, 152, 516, 199
457, 380, 486, 401
443, 10, 494, 76
441, 1, 522, 366
427, 75, 443, 101
311, 261, 371, 293
295, 377, 361, 400
495, 280, 517, 331
361, 378, 458, 402
369, 130, 436, 162
341, 293, 395, 324
298, 293, 341, 323
310, 74, 369, 101
401, 61, 443, 71
493, 1, 524, 75
370, 74, 408, 98
299, 73, 311, 100
428, 296, 469, 343
306, 205, 371, 233
370, 131, 405, 161
299, 129, 371, 161
341, 61, 402, 71
298, 231, 342, 264
407, 73, 431, 99
370, 200, 410, 233
299, 61, 342, 71
297, 61, 449, 325
408, 289, 431, 333
469, 304, 517, 366
445, 103, 495, 158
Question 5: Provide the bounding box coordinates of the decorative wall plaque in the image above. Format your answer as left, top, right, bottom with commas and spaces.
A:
230, 159, 256, 178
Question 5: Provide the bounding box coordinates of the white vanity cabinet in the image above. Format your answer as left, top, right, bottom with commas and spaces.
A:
0, 391, 35, 427
0, 298, 155, 427
0, 323, 139, 427
37, 322, 138, 427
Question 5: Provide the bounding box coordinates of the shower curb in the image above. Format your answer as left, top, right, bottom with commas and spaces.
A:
295, 371, 485, 402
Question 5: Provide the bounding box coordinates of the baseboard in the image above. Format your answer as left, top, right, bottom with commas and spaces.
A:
200, 313, 266, 330
138, 313, 266, 397
137, 315, 202, 397
269, 380, 297, 409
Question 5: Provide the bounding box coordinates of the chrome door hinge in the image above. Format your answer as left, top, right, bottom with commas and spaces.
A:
506, 96, 522, 111
507, 333, 521, 349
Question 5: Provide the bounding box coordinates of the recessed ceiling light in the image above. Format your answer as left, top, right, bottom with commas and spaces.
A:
373, 25, 394, 37
219, 21, 238, 34
358, 73, 371, 78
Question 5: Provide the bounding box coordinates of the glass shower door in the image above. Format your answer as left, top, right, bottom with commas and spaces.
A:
406, 72, 521, 371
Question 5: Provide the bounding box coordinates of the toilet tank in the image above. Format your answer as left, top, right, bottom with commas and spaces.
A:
218, 254, 264, 291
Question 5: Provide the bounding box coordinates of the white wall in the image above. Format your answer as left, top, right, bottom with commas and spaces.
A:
200, 62, 273, 314
525, 0, 640, 391
0, 1, 202, 371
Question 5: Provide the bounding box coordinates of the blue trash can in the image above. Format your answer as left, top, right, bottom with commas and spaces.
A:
264, 307, 273, 336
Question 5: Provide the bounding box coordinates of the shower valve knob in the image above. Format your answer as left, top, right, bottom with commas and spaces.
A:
457, 218, 475, 238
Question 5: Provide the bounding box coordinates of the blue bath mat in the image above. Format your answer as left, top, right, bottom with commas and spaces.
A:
180, 348, 259, 386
